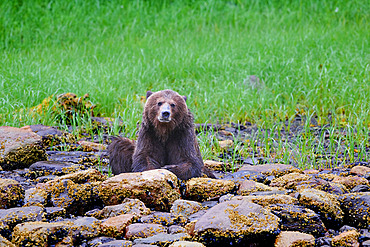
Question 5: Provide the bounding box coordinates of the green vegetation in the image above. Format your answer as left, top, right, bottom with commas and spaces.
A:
1, 0, 369, 168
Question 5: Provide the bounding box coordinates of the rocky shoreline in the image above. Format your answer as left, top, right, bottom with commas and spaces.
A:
1, 123, 370, 247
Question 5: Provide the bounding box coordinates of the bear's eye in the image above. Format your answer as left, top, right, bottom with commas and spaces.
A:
157, 102, 163, 106
170, 103, 176, 108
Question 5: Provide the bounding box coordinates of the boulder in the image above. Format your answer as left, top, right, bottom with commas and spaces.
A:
29, 160, 83, 176
169, 241, 205, 247
170, 199, 202, 218
97, 198, 150, 219
339, 192, 370, 228
267, 204, 326, 237
140, 212, 178, 226
270, 173, 311, 189
237, 180, 284, 196
100, 214, 135, 238
125, 223, 167, 240
193, 198, 280, 245
11, 221, 72, 246
331, 230, 360, 247
0, 206, 45, 238
298, 188, 343, 226
184, 178, 235, 202
71, 216, 101, 240
238, 164, 301, 177
274, 231, 315, 247
350, 165, 370, 176
332, 176, 370, 190
133, 233, 190, 246
98, 169, 181, 211
0, 126, 46, 170
0, 178, 24, 209
0, 236, 16, 247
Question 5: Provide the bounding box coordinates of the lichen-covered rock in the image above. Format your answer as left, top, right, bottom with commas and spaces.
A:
24, 187, 48, 207
45, 207, 66, 220
29, 161, 83, 177
71, 216, 101, 240
296, 178, 348, 195
238, 164, 301, 177
237, 180, 284, 196
0, 126, 46, 170
11, 221, 72, 246
21, 124, 75, 147
275, 231, 315, 247
339, 192, 370, 228
350, 165, 370, 176
184, 178, 235, 202
170, 199, 202, 218
133, 233, 190, 246
140, 212, 179, 226
331, 230, 360, 247
98, 169, 180, 211
41, 178, 99, 215
193, 198, 280, 245
270, 173, 311, 189
244, 194, 298, 207
0, 178, 24, 209
332, 176, 370, 190
298, 188, 343, 226
203, 160, 230, 171
100, 214, 135, 238
0, 235, 16, 247
55, 168, 106, 183
125, 223, 167, 240
77, 140, 107, 152
97, 198, 150, 219
86, 236, 117, 247
0, 206, 45, 238
266, 204, 326, 237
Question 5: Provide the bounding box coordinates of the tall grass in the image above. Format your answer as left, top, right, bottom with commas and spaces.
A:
0, 1, 369, 165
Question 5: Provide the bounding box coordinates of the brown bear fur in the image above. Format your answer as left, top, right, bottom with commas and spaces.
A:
108, 89, 215, 180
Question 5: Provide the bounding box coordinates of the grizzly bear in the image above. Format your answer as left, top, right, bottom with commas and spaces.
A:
108, 89, 215, 180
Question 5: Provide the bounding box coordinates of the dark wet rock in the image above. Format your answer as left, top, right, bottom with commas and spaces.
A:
11, 221, 72, 246
45, 206, 66, 220
97, 240, 133, 247
98, 169, 180, 211
23, 124, 76, 147
298, 188, 343, 227
87, 236, 116, 247
170, 199, 202, 218
267, 203, 326, 237
274, 231, 315, 247
0, 206, 45, 238
184, 178, 235, 202
221, 169, 267, 184
125, 223, 167, 240
133, 233, 190, 246
46, 150, 102, 167
29, 160, 84, 176
100, 214, 135, 238
0, 178, 24, 209
0, 126, 46, 170
339, 192, 370, 228
96, 198, 150, 219
193, 198, 280, 246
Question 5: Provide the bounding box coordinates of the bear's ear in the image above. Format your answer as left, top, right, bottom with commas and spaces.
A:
146, 91, 153, 99
182, 95, 187, 102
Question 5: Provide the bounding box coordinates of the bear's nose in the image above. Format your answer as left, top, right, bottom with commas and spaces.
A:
162, 111, 170, 119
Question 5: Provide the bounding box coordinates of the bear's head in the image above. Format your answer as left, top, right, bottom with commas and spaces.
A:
144, 89, 189, 137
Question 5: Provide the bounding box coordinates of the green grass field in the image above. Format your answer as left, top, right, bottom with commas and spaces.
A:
1, 0, 369, 167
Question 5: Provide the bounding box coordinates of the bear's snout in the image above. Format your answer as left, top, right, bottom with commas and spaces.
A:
158, 103, 171, 122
